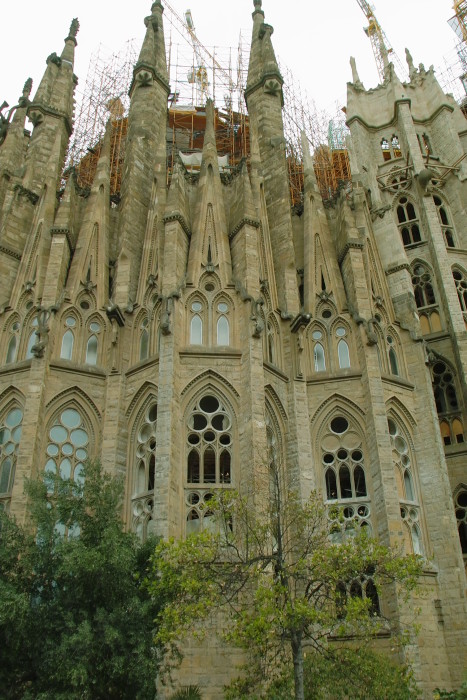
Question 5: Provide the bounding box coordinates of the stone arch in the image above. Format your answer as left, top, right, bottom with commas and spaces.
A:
310, 393, 366, 437
126, 381, 159, 430
181, 369, 240, 401
76, 290, 97, 312
264, 384, 288, 425
0, 386, 25, 413
385, 396, 417, 430
45, 386, 101, 449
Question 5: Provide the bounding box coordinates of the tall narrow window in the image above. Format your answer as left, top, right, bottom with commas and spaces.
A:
412, 263, 441, 334
388, 418, 423, 555
6, 336, 17, 364
190, 301, 203, 344
140, 318, 149, 360
217, 316, 229, 345
454, 489, 467, 555
132, 402, 157, 540
25, 320, 38, 359
313, 331, 326, 372
453, 269, 467, 312
387, 336, 399, 375
381, 138, 391, 161
433, 195, 455, 247
86, 336, 98, 365
60, 330, 74, 360
431, 360, 459, 414
0, 406, 23, 506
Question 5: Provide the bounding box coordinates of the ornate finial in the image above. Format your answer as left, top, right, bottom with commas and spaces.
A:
254, 0, 262, 6
22, 78, 33, 100
69, 18, 80, 39
405, 48, 417, 79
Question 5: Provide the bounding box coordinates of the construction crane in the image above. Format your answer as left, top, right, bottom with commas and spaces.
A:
162, 1, 237, 105
355, 0, 406, 82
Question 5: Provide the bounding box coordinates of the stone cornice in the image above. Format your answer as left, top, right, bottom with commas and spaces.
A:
229, 216, 260, 241
13, 184, 39, 205
0, 244, 22, 261
347, 98, 454, 132
163, 211, 191, 238
337, 240, 364, 265
50, 226, 74, 254
386, 262, 411, 275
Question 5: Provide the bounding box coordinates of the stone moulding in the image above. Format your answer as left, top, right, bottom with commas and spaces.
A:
0, 244, 21, 261
337, 240, 364, 265
50, 226, 74, 254
229, 216, 260, 241
163, 212, 191, 238
386, 262, 411, 275
13, 184, 39, 205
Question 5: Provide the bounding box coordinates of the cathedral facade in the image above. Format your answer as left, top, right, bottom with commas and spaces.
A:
0, 1, 466, 696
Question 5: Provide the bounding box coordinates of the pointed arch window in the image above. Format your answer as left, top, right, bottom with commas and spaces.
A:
5, 321, 20, 364
336, 327, 351, 369
431, 360, 464, 443
453, 269, 467, 312
322, 414, 371, 543
454, 489, 467, 556
0, 406, 23, 507
216, 302, 230, 346
433, 195, 455, 247
189, 301, 203, 345
386, 336, 399, 376
185, 394, 233, 534
85, 321, 101, 365
131, 402, 157, 541
396, 197, 422, 246
25, 316, 39, 360
140, 318, 149, 360
411, 263, 441, 334
44, 408, 89, 495
388, 418, 423, 555
60, 330, 74, 360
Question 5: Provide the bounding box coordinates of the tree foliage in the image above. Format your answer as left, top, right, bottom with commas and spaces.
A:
0, 461, 163, 700
148, 471, 422, 700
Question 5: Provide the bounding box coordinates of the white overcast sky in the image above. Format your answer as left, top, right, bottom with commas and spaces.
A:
0, 1, 462, 119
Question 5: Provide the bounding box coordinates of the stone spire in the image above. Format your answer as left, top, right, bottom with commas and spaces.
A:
130, 1, 169, 97
246, 0, 283, 104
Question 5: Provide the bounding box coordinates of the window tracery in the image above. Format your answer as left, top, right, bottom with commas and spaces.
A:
411, 263, 441, 334
396, 197, 422, 246
433, 195, 455, 248
132, 402, 157, 540
388, 418, 423, 555
453, 269, 467, 313
185, 393, 233, 534
44, 408, 89, 491
430, 359, 464, 444
0, 406, 23, 509
322, 414, 371, 541
85, 320, 101, 365
60, 316, 77, 360
454, 488, 467, 557
5, 320, 20, 364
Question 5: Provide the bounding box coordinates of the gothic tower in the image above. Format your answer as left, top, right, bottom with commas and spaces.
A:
0, 3, 466, 697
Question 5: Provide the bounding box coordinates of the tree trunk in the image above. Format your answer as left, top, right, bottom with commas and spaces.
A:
291, 633, 305, 700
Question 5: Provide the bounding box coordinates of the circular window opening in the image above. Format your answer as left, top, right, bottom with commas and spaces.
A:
204, 431, 215, 442
192, 414, 208, 430
188, 433, 200, 445
191, 301, 202, 312
66, 317, 76, 327
220, 434, 230, 445
336, 327, 346, 337
205, 283, 215, 292
458, 492, 467, 507
351, 450, 363, 462
26, 301, 33, 310
218, 302, 228, 313
199, 395, 219, 413
337, 449, 348, 460
330, 416, 348, 434
187, 492, 200, 505
80, 301, 90, 310
312, 330, 322, 340
148, 405, 158, 422
322, 309, 332, 319
343, 506, 354, 518
323, 453, 334, 464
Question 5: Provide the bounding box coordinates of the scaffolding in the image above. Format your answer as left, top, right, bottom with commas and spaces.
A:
66, 13, 350, 205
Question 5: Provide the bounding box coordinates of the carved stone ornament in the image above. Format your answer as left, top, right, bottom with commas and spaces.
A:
264, 79, 281, 96
136, 70, 153, 87
29, 110, 44, 127
47, 52, 62, 67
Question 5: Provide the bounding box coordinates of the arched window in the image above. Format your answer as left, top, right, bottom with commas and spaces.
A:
5, 321, 20, 364
185, 394, 233, 534
44, 408, 89, 493
312, 329, 326, 372
412, 262, 441, 334
454, 489, 467, 556
85, 336, 98, 365
381, 138, 391, 161
433, 195, 455, 247
190, 301, 203, 345
140, 318, 149, 360
337, 338, 350, 369
217, 316, 229, 345
391, 135, 402, 158
388, 418, 423, 555
387, 336, 399, 376
267, 321, 276, 364
322, 414, 371, 542
396, 197, 421, 246
131, 402, 157, 540
60, 330, 74, 360
453, 269, 467, 312
25, 316, 39, 359
431, 360, 459, 414
0, 406, 23, 507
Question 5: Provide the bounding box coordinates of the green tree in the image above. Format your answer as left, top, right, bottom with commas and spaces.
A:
148, 468, 422, 700
0, 460, 164, 700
